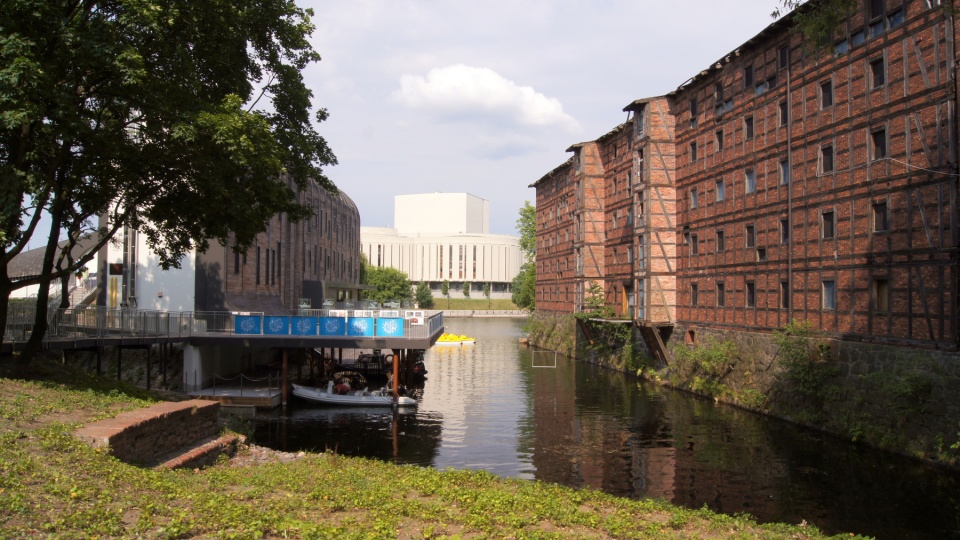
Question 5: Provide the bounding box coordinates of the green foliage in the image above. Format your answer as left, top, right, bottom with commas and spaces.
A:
772, 0, 859, 49
772, 320, 837, 404
358, 253, 369, 285
363, 266, 412, 304
575, 281, 613, 320
462, 281, 471, 298
414, 281, 434, 309
516, 201, 536, 262
483, 282, 491, 308
441, 279, 450, 309
510, 262, 535, 310
672, 338, 739, 399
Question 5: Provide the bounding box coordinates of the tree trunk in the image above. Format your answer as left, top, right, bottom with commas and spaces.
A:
18, 199, 67, 366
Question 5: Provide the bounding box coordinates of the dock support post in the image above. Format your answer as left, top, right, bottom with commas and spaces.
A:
392, 349, 400, 403
116, 346, 121, 381
282, 349, 289, 408
146, 345, 151, 390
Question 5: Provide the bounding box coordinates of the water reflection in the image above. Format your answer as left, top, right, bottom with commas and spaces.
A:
249, 318, 960, 539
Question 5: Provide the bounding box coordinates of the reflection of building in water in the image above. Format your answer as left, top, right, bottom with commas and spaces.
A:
528, 360, 798, 519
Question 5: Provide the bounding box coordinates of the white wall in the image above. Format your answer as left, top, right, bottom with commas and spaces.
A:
395, 193, 489, 235
135, 231, 196, 311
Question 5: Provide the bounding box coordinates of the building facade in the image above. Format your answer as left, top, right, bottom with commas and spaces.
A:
360, 193, 522, 299
532, 0, 959, 352
98, 177, 363, 313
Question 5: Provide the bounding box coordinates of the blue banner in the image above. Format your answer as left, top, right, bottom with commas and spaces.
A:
264, 316, 290, 335
376, 318, 405, 337
347, 317, 375, 337
318, 317, 346, 336
291, 316, 318, 336
235, 315, 262, 335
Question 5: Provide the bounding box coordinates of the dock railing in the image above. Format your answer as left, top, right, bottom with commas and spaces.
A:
5, 305, 444, 345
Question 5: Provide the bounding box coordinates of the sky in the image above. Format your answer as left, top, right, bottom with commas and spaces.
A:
300, 0, 783, 236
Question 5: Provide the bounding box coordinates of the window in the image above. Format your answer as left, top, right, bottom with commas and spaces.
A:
822, 210, 835, 239
715, 130, 724, 152
745, 224, 755, 248
870, 57, 886, 88
691, 233, 699, 255
716, 282, 726, 307
888, 9, 904, 29
872, 278, 890, 313
835, 38, 850, 56
690, 141, 698, 162
822, 280, 837, 310
820, 80, 833, 108
852, 29, 866, 46
778, 45, 789, 69
744, 115, 755, 140
780, 281, 790, 309
744, 65, 754, 89
873, 201, 888, 232
745, 169, 756, 193
779, 100, 789, 126
691, 283, 699, 306
716, 230, 725, 252
780, 218, 790, 244
690, 188, 699, 209
234, 248, 240, 274
869, 0, 884, 19
746, 282, 756, 308
780, 159, 790, 185
690, 98, 698, 127
821, 145, 835, 174
757, 247, 767, 261
715, 180, 725, 202
871, 128, 887, 160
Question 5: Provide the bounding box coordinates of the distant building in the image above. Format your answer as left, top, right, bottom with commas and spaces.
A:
361, 193, 522, 300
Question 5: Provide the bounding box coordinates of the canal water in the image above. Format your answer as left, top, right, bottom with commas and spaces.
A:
250, 318, 960, 539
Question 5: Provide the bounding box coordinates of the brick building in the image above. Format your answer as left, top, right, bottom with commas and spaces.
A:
98, 176, 362, 314
531, 0, 959, 352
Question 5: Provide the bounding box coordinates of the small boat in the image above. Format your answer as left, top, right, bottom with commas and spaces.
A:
292, 381, 417, 407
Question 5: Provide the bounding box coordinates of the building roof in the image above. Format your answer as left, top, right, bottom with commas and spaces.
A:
529, 157, 574, 188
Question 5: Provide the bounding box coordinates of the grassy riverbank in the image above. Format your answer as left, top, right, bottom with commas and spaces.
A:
0, 359, 863, 538
434, 298, 520, 310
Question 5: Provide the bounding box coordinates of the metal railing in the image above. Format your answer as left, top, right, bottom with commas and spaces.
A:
4, 304, 444, 344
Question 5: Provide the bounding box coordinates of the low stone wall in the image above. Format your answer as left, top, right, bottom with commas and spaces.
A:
75, 399, 221, 466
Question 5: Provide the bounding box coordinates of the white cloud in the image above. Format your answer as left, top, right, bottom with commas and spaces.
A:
392, 64, 580, 132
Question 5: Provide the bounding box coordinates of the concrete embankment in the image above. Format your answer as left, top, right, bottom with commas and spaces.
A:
436, 310, 528, 318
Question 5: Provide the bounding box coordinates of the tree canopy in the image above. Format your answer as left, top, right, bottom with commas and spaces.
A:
415, 281, 434, 309
512, 202, 536, 310
516, 201, 536, 262
364, 266, 412, 305
0, 0, 336, 354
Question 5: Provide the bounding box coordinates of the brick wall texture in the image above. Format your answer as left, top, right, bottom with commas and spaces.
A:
532, 0, 960, 351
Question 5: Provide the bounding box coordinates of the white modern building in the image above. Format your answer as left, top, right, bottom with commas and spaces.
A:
361, 193, 522, 299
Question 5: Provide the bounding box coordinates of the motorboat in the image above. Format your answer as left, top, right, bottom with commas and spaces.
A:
292, 381, 417, 407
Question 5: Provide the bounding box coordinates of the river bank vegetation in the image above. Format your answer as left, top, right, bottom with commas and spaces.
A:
0, 357, 862, 539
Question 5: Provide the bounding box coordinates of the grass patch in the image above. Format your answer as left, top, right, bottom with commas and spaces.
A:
0, 357, 865, 539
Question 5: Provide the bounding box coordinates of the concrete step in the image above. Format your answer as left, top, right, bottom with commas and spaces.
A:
154, 433, 242, 470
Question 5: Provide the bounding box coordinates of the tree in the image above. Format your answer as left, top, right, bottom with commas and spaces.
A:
511, 263, 535, 310
772, 0, 859, 48
517, 201, 536, 261
1, 0, 336, 361
511, 202, 536, 310
359, 253, 369, 285
364, 267, 412, 305
441, 279, 450, 309
483, 282, 491, 308
463, 281, 471, 299
415, 281, 434, 309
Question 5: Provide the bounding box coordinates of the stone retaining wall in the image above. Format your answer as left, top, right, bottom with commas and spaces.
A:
75, 399, 221, 465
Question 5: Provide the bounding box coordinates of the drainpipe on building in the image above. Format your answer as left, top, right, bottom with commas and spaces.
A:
786, 55, 794, 324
